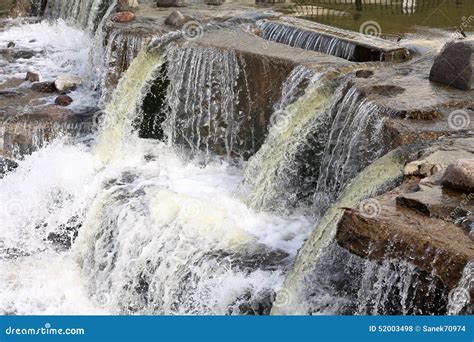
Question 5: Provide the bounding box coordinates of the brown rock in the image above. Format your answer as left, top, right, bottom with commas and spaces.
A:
429, 42, 473, 91
442, 159, 474, 193
164, 11, 186, 28
25, 71, 39, 82
336, 188, 474, 290
111, 11, 135, 23
31, 82, 56, 93
55, 95, 73, 107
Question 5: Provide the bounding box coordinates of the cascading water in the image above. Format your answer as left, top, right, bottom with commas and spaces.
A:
164, 44, 242, 160
270, 147, 417, 314
257, 21, 356, 61
243, 79, 388, 215
73, 42, 314, 314
46, 0, 114, 32
95, 49, 164, 164
1, 3, 468, 317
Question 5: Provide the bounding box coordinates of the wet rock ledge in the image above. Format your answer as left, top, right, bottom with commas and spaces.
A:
336, 137, 474, 300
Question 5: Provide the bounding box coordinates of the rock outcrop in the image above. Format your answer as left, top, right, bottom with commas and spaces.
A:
429, 42, 473, 91
336, 139, 474, 291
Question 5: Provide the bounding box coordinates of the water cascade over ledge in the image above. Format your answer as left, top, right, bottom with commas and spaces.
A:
0, 2, 472, 316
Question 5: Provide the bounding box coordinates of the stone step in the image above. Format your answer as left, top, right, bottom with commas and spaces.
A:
257, 17, 410, 62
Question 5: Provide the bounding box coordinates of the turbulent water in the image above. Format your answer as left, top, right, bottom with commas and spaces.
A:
0, 16, 313, 314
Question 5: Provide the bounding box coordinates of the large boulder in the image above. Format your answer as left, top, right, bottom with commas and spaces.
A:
442, 159, 474, 193
429, 42, 473, 91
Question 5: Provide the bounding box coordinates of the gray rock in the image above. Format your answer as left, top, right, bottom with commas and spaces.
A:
25, 71, 39, 82
164, 11, 186, 28
429, 42, 473, 91
442, 159, 474, 193
7, 41, 15, 48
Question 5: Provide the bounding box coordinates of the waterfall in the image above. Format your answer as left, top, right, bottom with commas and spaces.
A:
164, 44, 242, 160
95, 49, 163, 164
97, 27, 147, 103
271, 146, 412, 314
244, 80, 388, 215
257, 21, 356, 61
1, 6, 464, 316
46, 0, 114, 32
70, 41, 314, 314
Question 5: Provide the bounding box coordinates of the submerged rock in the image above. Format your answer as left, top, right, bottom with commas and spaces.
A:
54, 75, 81, 93
55, 95, 73, 107
429, 42, 473, 90
442, 159, 474, 193
7, 41, 15, 48
25, 71, 39, 82
112, 11, 136, 23
31, 81, 56, 93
